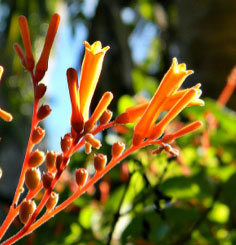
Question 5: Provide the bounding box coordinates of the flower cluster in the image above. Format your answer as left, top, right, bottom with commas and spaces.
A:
0, 14, 203, 245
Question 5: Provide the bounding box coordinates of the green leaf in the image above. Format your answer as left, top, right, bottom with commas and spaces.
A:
160, 176, 200, 199
208, 202, 230, 224
79, 207, 94, 229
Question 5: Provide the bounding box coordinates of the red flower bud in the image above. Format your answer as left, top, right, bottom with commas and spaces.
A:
35, 83, 47, 99
19, 200, 36, 224
46, 192, 59, 210
111, 141, 125, 158
31, 126, 45, 144
25, 168, 41, 191
42, 173, 53, 189
46, 151, 57, 172
94, 154, 107, 171
75, 168, 88, 187
28, 150, 45, 168
37, 104, 51, 121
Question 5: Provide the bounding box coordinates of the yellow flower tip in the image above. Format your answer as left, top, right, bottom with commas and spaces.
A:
83, 41, 110, 55
194, 83, 201, 89
91, 41, 102, 52
0, 66, 4, 81
172, 57, 178, 66
171, 58, 193, 76
0, 108, 13, 122
191, 87, 205, 106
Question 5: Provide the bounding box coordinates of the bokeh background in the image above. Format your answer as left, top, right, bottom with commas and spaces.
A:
0, 0, 236, 244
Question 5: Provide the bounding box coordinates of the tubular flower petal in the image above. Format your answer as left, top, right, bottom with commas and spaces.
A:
84, 91, 113, 132
18, 16, 34, 71
79, 41, 110, 121
67, 68, 84, 134
217, 66, 236, 107
0, 66, 3, 81
132, 58, 193, 145
35, 14, 60, 82
162, 121, 203, 143
116, 84, 204, 125
115, 102, 149, 124
162, 84, 204, 110
13, 43, 26, 67
0, 108, 13, 122
149, 88, 198, 140
0, 67, 13, 122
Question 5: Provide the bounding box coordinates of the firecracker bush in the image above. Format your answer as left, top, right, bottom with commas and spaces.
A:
0, 13, 236, 245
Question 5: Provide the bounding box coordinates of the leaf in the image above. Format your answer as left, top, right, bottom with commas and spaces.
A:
208, 202, 230, 224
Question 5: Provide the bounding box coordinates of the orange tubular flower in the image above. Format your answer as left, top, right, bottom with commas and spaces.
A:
133, 58, 193, 145
18, 16, 34, 71
116, 84, 204, 125
84, 91, 113, 132
0, 66, 3, 81
150, 88, 198, 140
35, 14, 60, 82
79, 41, 110, 121
162, 83, 204, 111
162, 121, 203, 143
67, 68, 84, 134
217, 66, 236, 107
116, 102, 149, 124
0, 108, 13, 122
0, 67, 13, 122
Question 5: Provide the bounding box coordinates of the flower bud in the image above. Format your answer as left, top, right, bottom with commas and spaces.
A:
46, 151, 57, 172
35, 83, 47, 99
84, 92, 113, 133
163, 144, 172, 152
42, 172, 53, 189
84, 133, 101, 149
19, 200, 36, 224
46, 192, 59, 210
94, 154, 107, 172
37, 104, 51, 121
56, 154, 64, 171
0, 108, 13, 122
61, 134, 73, 153
31, 126, 45, 144
112, 141, 125, 158
25, 168, 41, 191
28, 150, 45, 168
100, 109, 113, 125
13, 43, 26, 67
75, 168, 88, 187
152, 147, 164, 155
85, 142, 92, 154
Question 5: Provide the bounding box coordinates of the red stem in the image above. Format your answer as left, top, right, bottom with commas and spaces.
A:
0, 72, 39, 241
2, 138, 161, 244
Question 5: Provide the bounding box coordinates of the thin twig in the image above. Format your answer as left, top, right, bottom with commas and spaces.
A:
174, 184, 221, 245
106, 175, 132, 245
